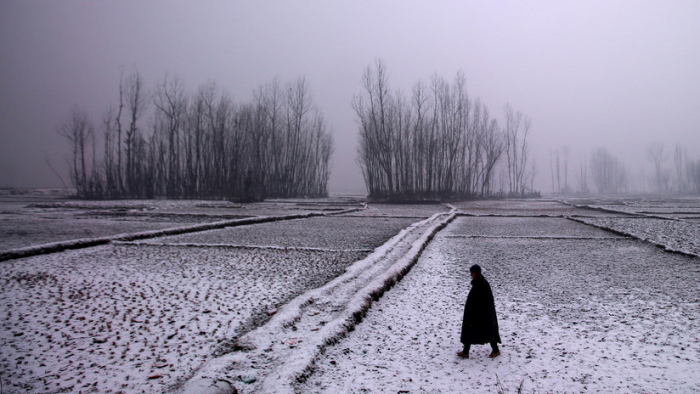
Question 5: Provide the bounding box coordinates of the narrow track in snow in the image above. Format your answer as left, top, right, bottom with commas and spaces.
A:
177, 208, 457, 394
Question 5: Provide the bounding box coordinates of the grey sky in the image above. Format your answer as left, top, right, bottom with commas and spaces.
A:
1, 1, 699, 193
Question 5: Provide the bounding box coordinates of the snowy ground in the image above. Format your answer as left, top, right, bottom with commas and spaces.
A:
1, 244, 369, 393
571, 216, 700, 257
300, 212, 700, 393
0, 197, 360, 252
564, 196, 700, 219
562, 197, 700, 257
1, 197, 423, 393
143, 216, 419, 251
2, 196, 700, 393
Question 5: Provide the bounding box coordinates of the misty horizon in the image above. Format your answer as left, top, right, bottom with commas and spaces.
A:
1, 1, 699, 195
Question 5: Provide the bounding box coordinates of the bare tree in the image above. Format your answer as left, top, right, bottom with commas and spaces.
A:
255, 78, 283, 195
153, 75, 188, 198
44, 154, 69, 190
353, 60, 395, 198
284, 77, 315, 197
646, 142, 668, 193
410, 80, 429, 194
115, 69, 125, 194
550, 146, 572, 195
57, 106, 94, 197
590, 147, 627, 194
550, 149, 557, 194
479, 117, 503, 195
527, 158, 538, 194
688, 158, 700, 195
673, 143, 687, 194
576, 154, 588, 194
124, 71, 148, 196
504, 103, 532, 195
562, 145, 571, 193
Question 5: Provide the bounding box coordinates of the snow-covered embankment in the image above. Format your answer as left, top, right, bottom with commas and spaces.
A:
178, 208, 457, 394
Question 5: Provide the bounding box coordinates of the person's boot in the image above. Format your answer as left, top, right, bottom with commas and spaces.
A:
489, 342, 501, 358
457, 345, 470, 359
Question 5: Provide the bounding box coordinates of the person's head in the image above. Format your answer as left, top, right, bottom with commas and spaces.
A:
469, 264, 482, 278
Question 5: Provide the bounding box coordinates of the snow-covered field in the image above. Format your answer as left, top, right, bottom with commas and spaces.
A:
1, 244, 370, 393
561, 197, 700, 257
1, 196, 396, 393
142, 216, 419, 251
302, 214, 700, 393
1, 196, 699, 393
0, 198, 359, 252
564, 197, 700, 219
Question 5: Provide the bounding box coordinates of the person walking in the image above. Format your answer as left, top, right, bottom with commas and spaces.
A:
457, 264, 501, 359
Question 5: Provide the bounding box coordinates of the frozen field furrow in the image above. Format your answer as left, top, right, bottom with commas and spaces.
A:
571, 217, 700, 257
177, 210, 456, 394
343, 204, 448, 218
148, 216, 418, 251
116, 241, 374, 253
1, 211, 348, 262
448, 216, 622, 238
301, 214, 700, 393
0, 198, 364, 252
0, 215, 183, 252
3, 197, 700, 393
0, 244, 367, 393
454, 199, 604, 217
1, 197, 437, 394
0, 199, 245, 251
562, 197, 700, 218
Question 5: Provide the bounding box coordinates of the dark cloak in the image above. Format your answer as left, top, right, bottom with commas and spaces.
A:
460, 274, 501, 345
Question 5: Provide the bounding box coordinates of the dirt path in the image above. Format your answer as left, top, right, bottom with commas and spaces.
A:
300, 205, 700, 393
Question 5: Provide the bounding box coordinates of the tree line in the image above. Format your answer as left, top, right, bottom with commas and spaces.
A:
58, 71, 333, 200
354, 60, 535, 201
550, 143, 700, 195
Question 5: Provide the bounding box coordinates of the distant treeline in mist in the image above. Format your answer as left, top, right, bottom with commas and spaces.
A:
58, 72, 333, 200
550, 143, 700, 195
354, 60, 536, 200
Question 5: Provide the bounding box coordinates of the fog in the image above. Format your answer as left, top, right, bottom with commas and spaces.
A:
1, 1, 699, 194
